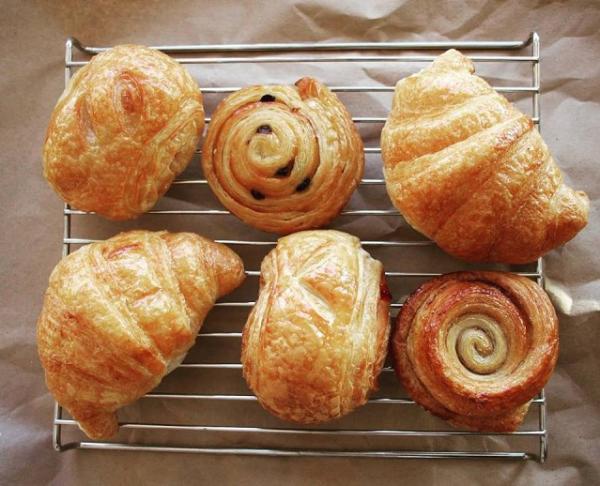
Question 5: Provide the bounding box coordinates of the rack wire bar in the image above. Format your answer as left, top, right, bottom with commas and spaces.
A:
201, 85, 539, 93
62, 237, 436, 247
54, 33, 546, 461
73, 442, 533, 460
69, 35, 535, 53
54, 419, 545, 437
67, 55, 539, 67
211, 301, 409, 309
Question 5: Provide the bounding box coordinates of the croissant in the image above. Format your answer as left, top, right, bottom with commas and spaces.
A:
392, 271, 558, 431
43, 45, 205, 220
37, 230, 244, 439
381, 49, 588, 263
242, 230, 391, 423
202, 77, 364, 234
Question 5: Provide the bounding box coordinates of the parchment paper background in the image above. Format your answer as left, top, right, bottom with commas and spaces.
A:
1, 1, 599, 484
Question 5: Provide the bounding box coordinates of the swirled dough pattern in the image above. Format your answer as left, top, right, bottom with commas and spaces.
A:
202, 78, 364, 234
392, 271, 558, 431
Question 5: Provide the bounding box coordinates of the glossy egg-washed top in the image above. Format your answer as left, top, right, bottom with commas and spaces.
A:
381, 49, 588, 263
43, 45, 205, 220
393, 271, 558, 432
242, 230, 391, 423
37, 231, 245, 439
202, 78, 364, 234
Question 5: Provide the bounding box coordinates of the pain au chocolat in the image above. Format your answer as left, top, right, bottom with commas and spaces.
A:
242, 230, 390, 423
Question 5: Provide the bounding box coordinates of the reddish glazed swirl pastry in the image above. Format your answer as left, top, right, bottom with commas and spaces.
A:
392, 271, 558, 431
242, 230, 391, 423
202, 78, 364, 234
43, 45, 205, 220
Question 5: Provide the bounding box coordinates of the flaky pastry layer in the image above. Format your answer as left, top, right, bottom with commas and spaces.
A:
37, 230, 244, 439
242, 230, 390, 423
381, 49, 588, 263
43, 45, 205, 220
202, 78, 364, 234
392, 271, 558, 432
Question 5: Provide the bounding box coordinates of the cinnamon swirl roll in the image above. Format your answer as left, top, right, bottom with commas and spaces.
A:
392, 271, 558, 431
201, 78, 364, 234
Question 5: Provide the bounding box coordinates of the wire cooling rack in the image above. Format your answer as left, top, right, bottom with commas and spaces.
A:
52, 33, 548, 461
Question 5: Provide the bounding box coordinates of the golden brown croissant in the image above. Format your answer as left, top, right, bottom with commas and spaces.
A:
202, 78, 364, 234
392, 271, 558, 432
43, 45, 205, 220
37, 230, 244, 439
242, 230, 391, 423
381, 49, 588, 263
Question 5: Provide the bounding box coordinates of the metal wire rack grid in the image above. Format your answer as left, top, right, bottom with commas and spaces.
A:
53, 33, 546, 461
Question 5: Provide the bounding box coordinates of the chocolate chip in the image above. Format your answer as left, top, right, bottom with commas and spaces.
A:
260, 94, 276, 102
257, 125, 272, 134
250, 189, 265, 200
295, 177, 311, 192
274, 160, 294, 177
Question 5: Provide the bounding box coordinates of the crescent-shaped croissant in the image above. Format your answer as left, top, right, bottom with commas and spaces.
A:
37, 231, 245, 439
381, 49, 588, 263
43, 45, 205, 220
392, 271, 558, 431
241, 230, 391, 423
202, 78, 364, 234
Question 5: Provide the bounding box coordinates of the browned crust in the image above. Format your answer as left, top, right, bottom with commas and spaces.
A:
37, 230, 244, 439
201, 78, 364, 234
241, 230, 391, 423
381, 49, 588, 263
43, 45, 205, 220
391, 271, 558, 432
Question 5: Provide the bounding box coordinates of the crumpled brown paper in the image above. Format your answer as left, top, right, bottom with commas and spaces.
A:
2, 0, 599, 484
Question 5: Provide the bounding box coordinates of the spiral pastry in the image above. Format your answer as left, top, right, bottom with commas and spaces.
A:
392, 271, 558, 431
201, 78, 364, 234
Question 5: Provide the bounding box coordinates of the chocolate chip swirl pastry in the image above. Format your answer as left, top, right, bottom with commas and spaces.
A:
242, 230, 391, 423
381, 49, 588, 263
43, 45, 205, 220
392, 271, 558, 432
202, 78, 364, 234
